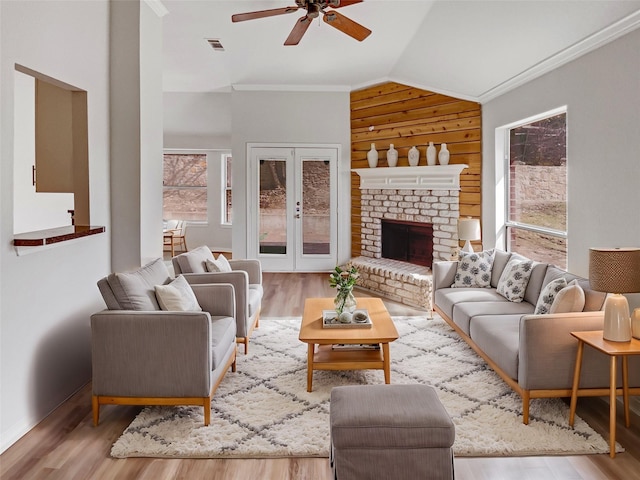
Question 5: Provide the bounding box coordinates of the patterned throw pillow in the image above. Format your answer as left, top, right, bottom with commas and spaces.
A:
534, 277, 568, 314
451, 250, 495, 288
497, 258, 534, 302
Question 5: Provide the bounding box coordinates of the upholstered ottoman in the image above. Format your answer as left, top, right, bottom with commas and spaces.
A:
330, 384, 455, 480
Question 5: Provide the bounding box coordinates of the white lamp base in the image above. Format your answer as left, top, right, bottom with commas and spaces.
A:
603, 294, 631, 342
461, 240, 474, 253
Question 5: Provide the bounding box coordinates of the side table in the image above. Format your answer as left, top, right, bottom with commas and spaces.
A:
569, 330, 640, 458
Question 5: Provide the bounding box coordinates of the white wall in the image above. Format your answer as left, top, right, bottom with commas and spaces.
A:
0, 0, 111, 452
139, 2, 165, 265
163, 92, 233, 251
482, 28, 640, 307
110, 0, 164, 270
231, 90, 351, 263
163, 92, 231, 149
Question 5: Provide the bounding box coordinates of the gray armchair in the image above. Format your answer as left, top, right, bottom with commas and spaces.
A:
92, 258, 237, 426
173, 246, 263, 354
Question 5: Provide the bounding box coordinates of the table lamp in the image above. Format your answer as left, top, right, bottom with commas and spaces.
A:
458, 217, 481, 253
589, 247, 640, 342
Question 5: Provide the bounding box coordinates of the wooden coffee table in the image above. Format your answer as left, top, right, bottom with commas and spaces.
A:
298, 297, 399, 392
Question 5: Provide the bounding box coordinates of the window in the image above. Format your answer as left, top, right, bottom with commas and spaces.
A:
163, 153, 207, 221
506, 109, 567, 268
222, 153, 232, 224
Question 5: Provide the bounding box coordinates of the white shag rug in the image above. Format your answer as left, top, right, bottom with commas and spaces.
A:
111, 316, 619, 459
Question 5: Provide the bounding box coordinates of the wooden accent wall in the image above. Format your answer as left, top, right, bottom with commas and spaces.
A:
350, 82, 482, 257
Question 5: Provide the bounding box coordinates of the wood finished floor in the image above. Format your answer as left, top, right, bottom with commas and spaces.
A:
2, 272, 640, 480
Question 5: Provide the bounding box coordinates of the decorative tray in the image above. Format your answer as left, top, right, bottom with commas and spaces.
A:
322, 309, 372, 328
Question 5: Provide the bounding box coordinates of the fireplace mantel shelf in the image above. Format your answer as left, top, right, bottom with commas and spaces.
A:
352, 164, 468, 190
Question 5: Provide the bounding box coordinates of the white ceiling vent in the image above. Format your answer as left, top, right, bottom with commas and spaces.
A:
206, 38, 225, 51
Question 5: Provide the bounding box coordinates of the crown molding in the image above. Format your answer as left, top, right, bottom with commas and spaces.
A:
231, 84, 351, 92
479, 9, 640, 103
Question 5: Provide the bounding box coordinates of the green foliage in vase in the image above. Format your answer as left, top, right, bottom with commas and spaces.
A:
329, 266, 359, 291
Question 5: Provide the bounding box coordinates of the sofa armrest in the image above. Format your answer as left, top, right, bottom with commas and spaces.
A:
191, 283, 235, 318
433, 261, 457, 292
229, 259, 262, 285
91, 310, 212, 397
518, 311, 606, 390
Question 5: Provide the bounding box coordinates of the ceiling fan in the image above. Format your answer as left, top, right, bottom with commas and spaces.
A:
231, 0, 372, 46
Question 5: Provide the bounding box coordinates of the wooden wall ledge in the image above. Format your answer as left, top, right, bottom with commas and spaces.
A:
13, 225, 105, 247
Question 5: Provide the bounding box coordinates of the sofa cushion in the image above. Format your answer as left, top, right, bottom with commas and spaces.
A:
451, 250, 495, 288
435, 287, 507, 323
534, 277, 568, 314
210, 316, 237, 370
454, 300, 534, 336
497, 258, 534, 302
155, 275, 202, 312
106, 258, 171, 311
206, 253, 232, 273
550, 279, 585, 313
469, 315, 521, 381
248, 285, 262, 318
175, 245, 215, 274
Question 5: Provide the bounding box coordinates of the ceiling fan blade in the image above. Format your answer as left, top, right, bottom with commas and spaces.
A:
284, 16, 313, 46
232, 6, 299, 23
322, 10, 371, 42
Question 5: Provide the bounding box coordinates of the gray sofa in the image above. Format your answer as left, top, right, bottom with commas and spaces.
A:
433, 249, 640, 424
92, 258, 237, 426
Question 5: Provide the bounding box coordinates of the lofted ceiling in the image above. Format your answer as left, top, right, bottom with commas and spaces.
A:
161, 0, 640, 101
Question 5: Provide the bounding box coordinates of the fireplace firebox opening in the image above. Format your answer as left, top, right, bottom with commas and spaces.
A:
381, 219, 433, 268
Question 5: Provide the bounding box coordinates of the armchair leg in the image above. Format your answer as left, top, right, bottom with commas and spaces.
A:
237, 337, 249, 354
522, 391, 530, 425
204, 397, 211, 426
92, 395, 100, 426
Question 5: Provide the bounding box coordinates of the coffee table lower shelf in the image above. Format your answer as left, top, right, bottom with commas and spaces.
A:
306, 343, 390, 392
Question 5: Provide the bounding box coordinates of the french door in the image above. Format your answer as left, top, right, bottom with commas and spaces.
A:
248, 146, 338, 271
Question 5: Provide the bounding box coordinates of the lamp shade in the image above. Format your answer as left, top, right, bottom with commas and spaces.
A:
458, 217, 481, 241
589, 248, 640, 293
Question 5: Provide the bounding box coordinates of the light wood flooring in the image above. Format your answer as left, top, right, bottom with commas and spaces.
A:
2, 273, 640, 479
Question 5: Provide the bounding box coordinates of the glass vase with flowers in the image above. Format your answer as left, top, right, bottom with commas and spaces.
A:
329, 266, 359, 314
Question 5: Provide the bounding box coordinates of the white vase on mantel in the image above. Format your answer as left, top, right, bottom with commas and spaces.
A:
367, 143, 378, 168
438, 143, 450, 165
426, 141, 437, 166
408, 146, 420, 166
387, 144, 398, 167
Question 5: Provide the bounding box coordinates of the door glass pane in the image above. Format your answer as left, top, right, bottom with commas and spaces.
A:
259, 159, 287, 254
302, 159, 330, 255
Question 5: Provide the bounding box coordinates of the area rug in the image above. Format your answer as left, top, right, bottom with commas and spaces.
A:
111, 315, 619, 458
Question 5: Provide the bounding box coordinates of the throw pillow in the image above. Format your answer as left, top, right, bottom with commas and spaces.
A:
496, 258, 534, 302
205, 253, 232, 273
549, 279, 585, 314
534, 277, 568, 314
451, 249, 495, 288
155, 275, 202, 312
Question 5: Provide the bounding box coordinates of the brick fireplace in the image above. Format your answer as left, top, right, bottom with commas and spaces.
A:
354, 164, 468, 264
348, 165, 468, 311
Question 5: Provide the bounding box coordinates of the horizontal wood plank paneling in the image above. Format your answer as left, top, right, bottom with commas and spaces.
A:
350, 82, 482, 257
